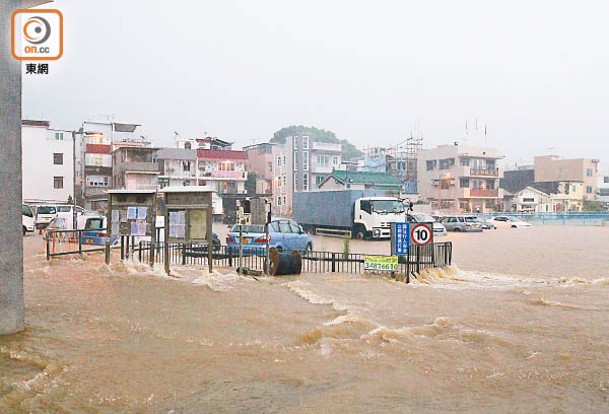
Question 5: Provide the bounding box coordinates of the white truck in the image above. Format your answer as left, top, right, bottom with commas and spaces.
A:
293, 190, 406, 239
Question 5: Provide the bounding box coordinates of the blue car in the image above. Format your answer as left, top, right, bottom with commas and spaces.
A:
79, 216, 119, 246
226, 218, 313, 254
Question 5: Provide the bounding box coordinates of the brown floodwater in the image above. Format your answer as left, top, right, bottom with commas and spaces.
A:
1, 226, 609, 413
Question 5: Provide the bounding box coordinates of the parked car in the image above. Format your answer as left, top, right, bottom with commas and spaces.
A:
35, 205, 58, 229
182, 233, 222, 257
226, 218, 313, 254
22, 203, 35, 235
406, 212, 448, 237
440, 215, 483, 232
489, 215, 533, 228
475, 217, 497, 230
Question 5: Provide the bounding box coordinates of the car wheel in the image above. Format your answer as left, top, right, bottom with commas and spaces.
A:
453, 228, 461, 232
511, 225, 517, 228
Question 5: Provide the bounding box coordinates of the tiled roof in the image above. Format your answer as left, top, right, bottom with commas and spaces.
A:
197, 149, 248, 161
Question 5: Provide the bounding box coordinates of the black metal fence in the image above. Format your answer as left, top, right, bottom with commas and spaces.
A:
44, 228, 452, 281
134, 241, 453, 277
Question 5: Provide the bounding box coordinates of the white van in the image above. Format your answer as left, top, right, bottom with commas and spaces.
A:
35, 205, 58, 229
35, 204, 86, 230
22, 204, 35, 235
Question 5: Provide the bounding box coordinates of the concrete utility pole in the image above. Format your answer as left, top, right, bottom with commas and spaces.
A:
1, 0, 53, 335
0, 0, 25, 335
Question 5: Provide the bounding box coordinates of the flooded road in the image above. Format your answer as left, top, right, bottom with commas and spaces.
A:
2, 226, 609, 413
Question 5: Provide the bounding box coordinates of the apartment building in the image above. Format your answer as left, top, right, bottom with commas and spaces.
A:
534, 155, 598, 201
75, 121, 148, 211
195, 138, 248, 195
273, 135, 342, 216
22, 120, 74, 204
243, 142, 275, 195
156, 148, 198, 188
112, 147, 159, 191
417, 144, 504, 213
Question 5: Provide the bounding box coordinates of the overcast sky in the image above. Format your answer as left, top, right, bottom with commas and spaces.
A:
23, 0, 609, 171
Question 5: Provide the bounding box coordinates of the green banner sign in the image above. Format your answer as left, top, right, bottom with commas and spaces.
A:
364, 255, 398, 272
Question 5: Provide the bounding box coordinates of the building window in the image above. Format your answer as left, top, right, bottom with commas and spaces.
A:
277, 197, 282, 206
303, 172, 309, 191
523, 197, 535, 202
316, 175, 324, 187
277, 157, 281, 167
586, 186, 593, 194
460, 157, 470, 166
586, 168, 593, 177
268, 161, 273, 173
294, 174, 298, 190
303, 136, 309, 150
426, 160, 437, 171
53, 176, 64, 189
332, 156, 339, 166
183, 161, 191, 171
317, 155, 329, 166
486, 179, 495, 190
459, 178, 469, 188
294, 153, 299, 171
53, 153, 63, 165
283, 196, 286, 205
54, 132, 64, 141
303, 151, 309, 171
159, 177, 170, 188
293, 136, 298, 150
439, 158, 455, 170
282, 174, 286, 186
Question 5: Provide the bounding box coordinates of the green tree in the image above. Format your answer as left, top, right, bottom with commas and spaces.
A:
271, 125, 363, 161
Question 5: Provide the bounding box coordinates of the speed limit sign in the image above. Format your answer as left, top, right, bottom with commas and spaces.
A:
411, 223, 433, 246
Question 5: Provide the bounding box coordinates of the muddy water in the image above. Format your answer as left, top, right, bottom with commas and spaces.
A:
1, 226, 609, 413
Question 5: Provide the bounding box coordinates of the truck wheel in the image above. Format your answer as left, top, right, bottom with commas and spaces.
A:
353, 225, 366, 240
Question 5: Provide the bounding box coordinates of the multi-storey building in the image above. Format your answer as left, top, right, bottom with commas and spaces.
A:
417, 144, 504, 213
112, 146, 159, 191
195, 138, 248, 195
273, 135, 342, 216
21, 120, 74, 204
156, 148, 198, 188
534, 155, 598, 201
75, 122, 147, 211
243, 142, 275, 195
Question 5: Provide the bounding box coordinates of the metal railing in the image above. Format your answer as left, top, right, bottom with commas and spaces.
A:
44, 229, 112, 259
134, 241, 453, 278
478, 212, 609, 226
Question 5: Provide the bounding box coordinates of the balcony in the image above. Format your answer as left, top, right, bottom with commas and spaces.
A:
116, 162, 159, 173
199, 170, 247, 180
469, 189, 499, 198
470, 167, 499, 177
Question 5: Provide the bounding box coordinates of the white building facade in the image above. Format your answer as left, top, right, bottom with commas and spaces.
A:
22, 120, 74, 204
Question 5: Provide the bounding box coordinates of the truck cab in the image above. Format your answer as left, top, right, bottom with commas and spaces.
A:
353, 197, 406, 239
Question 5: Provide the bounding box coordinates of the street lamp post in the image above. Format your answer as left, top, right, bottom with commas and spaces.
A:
0, 0, 53, 335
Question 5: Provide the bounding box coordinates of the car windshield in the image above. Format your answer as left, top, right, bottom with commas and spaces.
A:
57, 206, 72, 212
230, 224, 265, 233
412, 213, 435, 222
22, 204, 33, 217
86, 218, 104, 230
37, 206, 56, 214
371, 200, 405, 214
